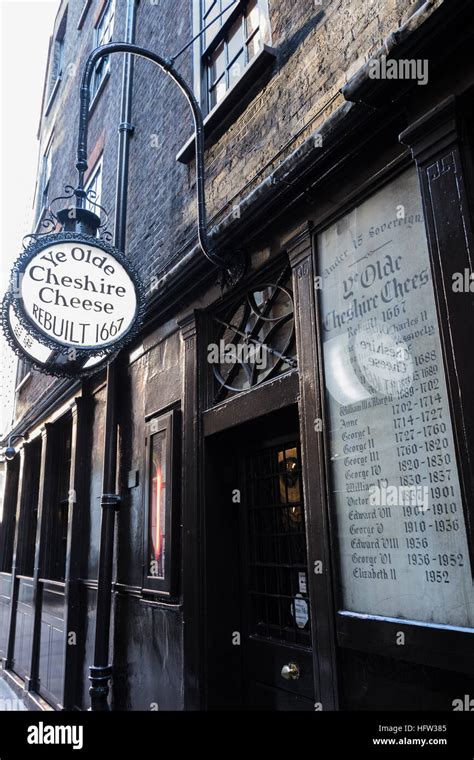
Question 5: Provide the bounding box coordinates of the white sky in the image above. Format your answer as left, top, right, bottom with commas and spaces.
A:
0, 0, 60, 436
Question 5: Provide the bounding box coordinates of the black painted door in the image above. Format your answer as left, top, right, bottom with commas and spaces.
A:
205, 407, 315, 710
238, 432, 314, 709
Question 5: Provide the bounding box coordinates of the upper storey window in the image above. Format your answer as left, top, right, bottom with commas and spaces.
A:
39, 138, 53, 215
90, 0, 115, 102
45, 6, 68, 114
201, 0, 269, 113
85, 156, 103, 213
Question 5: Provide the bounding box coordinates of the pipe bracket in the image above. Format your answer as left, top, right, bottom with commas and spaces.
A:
100, 493, 121, 509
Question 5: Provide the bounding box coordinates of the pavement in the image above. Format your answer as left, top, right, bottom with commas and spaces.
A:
0, 675, 27, 710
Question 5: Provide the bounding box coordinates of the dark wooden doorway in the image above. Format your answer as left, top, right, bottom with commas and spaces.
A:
205, 405, 315, 710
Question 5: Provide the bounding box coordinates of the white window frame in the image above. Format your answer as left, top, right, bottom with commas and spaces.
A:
199, 0, 270, 114
85, 156, 103, 214
36, 134, 54, 223
45, 7, 68, 114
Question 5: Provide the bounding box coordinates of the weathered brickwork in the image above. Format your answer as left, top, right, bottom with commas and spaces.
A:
15, 0, 433, 419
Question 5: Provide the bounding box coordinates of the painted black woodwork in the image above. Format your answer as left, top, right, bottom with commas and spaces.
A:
287, 223, 338, 710
0, 459, 20, 574
180, 314, 205, 710
204, 406, 315, 710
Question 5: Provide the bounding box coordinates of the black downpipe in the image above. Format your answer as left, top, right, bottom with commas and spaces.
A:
88, 0, 138, 712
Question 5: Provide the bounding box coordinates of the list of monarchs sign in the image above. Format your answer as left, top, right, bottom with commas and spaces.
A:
318, 168, 474, 628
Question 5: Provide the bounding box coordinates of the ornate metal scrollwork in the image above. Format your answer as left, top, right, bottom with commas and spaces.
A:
22, 185, 114, 249
1, 288, 117, 378
210, 266, 297, 402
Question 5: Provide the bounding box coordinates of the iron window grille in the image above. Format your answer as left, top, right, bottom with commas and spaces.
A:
208, 265, 297, 404
245, 439, 311, 646
201, 0, 268, 113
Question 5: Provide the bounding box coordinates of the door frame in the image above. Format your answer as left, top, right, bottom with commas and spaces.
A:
203, 389, 317, 709
239, 424, 316, 707
181, 242, 340, 710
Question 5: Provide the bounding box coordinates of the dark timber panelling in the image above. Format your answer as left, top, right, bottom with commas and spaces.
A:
0, 574, 11, 658
12, 578, 34, 680
38, 583, 65, 709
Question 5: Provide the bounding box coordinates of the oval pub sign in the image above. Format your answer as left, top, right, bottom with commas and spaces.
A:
11, 233, 144, 355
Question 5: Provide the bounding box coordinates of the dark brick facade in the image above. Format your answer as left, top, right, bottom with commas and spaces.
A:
15, 0, 427, 420
5, 0, 474, 714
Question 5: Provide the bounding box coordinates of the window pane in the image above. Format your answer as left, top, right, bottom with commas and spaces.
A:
210, 42, 226, 83
247, 29, 262, 60
229, 50, 245, 86
92, 0, 115, 96
205, 1, 221, 46
41, 146, 52, 206
227, 16, 244, 64
204, 1, 268, 112
149, 431, 167, 579
210, 76, 227, 108
45, 147, 52, 185
53, 39, 63, 81
246, 0, 260, 37
221, 0, 233, 25
85, 162, 102, 213
97, 0, 115, 45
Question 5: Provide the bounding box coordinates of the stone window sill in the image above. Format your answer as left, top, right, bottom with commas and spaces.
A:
176, 45, 276, 164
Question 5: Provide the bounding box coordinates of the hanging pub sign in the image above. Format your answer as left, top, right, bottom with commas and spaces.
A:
3, 231, 145, 378
1, 288, 118, 378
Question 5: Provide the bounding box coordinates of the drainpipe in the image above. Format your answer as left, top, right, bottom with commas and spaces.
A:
89, 0, 139, 712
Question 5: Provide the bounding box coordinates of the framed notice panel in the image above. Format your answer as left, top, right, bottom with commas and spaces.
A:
318, 167, 474, 628
143, 409, 180, 597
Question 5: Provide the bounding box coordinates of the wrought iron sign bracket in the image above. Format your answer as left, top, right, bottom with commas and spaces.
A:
118, 122, 135, 135
74, 42, 245, 287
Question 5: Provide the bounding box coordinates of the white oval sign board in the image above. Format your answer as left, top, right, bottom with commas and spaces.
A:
18, 240, 138, 350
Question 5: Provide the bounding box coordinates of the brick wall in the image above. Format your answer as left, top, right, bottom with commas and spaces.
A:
127, 0, 433, 285
15, 0, 432, 419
